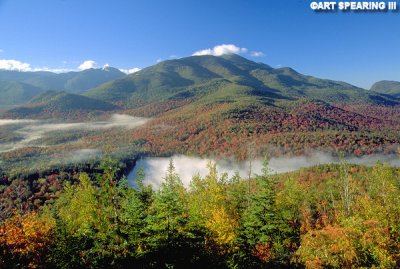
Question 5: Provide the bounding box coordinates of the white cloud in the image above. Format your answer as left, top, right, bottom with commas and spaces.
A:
251, 51, 265, 57
192, 44, 248, 56
119, 67, 141, 74
0, 58, 137, 73
0, 60, 75, 73
78, 60, 97, 70
0, 59, 31, 71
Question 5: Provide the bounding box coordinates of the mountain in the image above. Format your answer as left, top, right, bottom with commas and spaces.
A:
2, 55, 400, 158
0, 67, 126, 107
61, 67, 126, 94
86, 54, 398, 158
86, 54, 399, 109
370, 80, 400, 98
3, 91, 119, 119
0, 81, 46, 108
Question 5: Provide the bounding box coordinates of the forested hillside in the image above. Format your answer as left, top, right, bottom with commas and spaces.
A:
83, 55, 400, 158
87, 54, 398, 108
1, 156, 399, 268
0, 81, 45, 108
1, 55, 400, 177
1, 55, 400, 268
3, 91, 119, 119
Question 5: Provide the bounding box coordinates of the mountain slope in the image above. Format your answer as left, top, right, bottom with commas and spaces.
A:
86, 54, 399, 109
3, 91, 119, 119
0, 81, 45, 108
0, 67, 126, 96
2, 55, 399, 159
370, 80, 400, 98
85, 55, 397, 158
62, 67, 125, 93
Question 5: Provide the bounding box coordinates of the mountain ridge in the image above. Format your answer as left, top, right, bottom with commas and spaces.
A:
0, 54, 399, 163
86, 54, 399, 110
370, 80, 400, 98
2, 90, 119, 119
0, 67, 126, 108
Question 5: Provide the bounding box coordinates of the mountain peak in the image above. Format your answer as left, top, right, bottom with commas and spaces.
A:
85, 54, 399, 109
370, 80, 400, 98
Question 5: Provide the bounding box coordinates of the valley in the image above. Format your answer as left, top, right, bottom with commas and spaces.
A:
1, 54, 399, 179
1, 54, 400, 268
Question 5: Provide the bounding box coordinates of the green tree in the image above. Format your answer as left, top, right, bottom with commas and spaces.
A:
144, 159, 200, 267
235, 158, 290, 267
50, 156, 132, 268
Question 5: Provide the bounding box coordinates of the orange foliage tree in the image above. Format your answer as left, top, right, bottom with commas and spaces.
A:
0, 211, 55, 268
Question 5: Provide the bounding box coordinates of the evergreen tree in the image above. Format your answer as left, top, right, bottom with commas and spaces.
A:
144, 159, 197, 267
234, 158, 289, 267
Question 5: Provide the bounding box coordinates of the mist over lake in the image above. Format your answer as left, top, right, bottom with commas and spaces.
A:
127, 153, 400, 188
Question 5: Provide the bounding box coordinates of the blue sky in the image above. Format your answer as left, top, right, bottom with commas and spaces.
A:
0, 0, 399, 88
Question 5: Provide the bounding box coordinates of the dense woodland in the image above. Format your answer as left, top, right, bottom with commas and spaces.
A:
1, 154, 400, 268
128, 101, 400, 159
2, 55, 400, 176
4, 101, 400, 178
1, 55, 400, 268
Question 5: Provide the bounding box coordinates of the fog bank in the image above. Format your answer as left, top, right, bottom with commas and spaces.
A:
0, 114, 149, 153
127, 153, 400, 188
0, 119, 37, 126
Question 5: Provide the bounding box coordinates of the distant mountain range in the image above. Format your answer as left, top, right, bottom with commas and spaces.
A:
370, 80, 400, 98
0, 80, 44, 107
1, 55, 399, 114
0, 54, 399, 157
0, 67, 125, 108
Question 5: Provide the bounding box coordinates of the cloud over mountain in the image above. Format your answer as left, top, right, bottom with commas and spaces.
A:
0, 59, 31, 71
192, 44, 248, 56
119, 67, 141, 74
0, 59, 72, 73
78, 60, 97, 70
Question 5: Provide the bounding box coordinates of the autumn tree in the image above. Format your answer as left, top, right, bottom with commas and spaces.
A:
0, 211, 55, 269
188, 161, 238, 257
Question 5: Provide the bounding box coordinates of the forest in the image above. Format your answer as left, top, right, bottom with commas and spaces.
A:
1, 55, 400, 268
1, 154, 400, 268
2, 1, 400, 268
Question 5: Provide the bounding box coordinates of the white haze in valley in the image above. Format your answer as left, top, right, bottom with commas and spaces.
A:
127, 153, 400, 188
61, 149, 103, 163
0, 114, 149, 153
0, 119, 38, 126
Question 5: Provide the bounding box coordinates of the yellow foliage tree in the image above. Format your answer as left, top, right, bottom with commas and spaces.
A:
189, 161, 238, 254
296, 224, 358, 269
0, 211, 55, 268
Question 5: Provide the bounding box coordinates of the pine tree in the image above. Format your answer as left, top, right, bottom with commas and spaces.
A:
235, 158, 286, 266
145, 159, 206, 267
